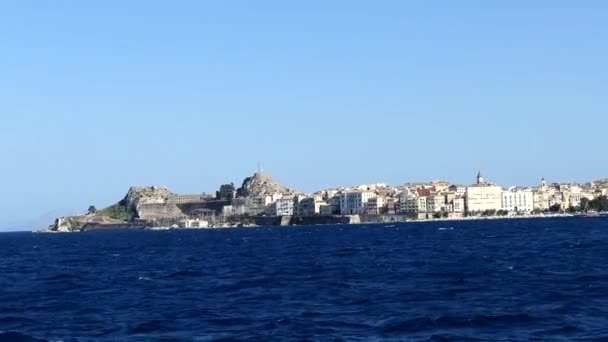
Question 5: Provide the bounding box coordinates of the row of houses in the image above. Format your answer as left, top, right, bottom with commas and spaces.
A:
219, 172, 607, 218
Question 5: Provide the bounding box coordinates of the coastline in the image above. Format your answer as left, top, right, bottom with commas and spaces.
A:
35, 212, 607, 233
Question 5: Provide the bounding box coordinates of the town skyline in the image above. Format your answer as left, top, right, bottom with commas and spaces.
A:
3, 168, 608, 232
43, 168, 608, 232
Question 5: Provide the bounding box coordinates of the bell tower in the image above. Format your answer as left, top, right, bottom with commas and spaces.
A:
476, 170, 484, 184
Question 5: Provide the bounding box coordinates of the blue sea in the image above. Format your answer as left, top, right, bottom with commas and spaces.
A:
1, 217, 607, 341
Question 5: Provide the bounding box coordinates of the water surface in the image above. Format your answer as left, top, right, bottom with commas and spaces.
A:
0, 217, 607, 341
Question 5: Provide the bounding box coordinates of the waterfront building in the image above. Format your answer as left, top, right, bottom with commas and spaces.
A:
274, 198, 295, 216
365, 196, 386, 215
400, 195, 428, 218
340, 191, 375, 215
179, 218, 209, 228
426, 195, 446, 213
385, 197, 398, 215
298, 196, 326, 216
502, 188, 534, 213
320, 204, 339, 216
452, 197, 465, 214
465, 171, 503, 214
533, 191, 550, 211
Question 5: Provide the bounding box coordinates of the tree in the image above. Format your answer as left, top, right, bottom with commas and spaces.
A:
549, 203, 561, 212
216, 183, 235, 200
87, 205, 97, 215
589, 195, 608, 212
579, 197, 590, 212
531, 208, 545, 215
482, 209, 497, 217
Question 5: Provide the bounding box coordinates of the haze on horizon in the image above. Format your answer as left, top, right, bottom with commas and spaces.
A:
1, 1, 607, 230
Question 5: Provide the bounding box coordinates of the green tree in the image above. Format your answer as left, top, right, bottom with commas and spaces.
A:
98, 199, 137, 222
482, 209, 497, 217
579, 197, 590, 212
589, 195, 608, 211
216, 183, 235, 200
549, 203, 561, 212
87, 205, 97, 215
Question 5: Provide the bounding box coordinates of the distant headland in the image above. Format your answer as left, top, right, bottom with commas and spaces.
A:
44, 171, 608, 232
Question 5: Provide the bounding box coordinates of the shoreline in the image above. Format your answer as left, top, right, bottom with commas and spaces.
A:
30, 212, 607, 233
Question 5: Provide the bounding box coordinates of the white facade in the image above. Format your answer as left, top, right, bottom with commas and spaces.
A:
340, 191, 375, 215
274, 198, 294, 216
179, 219, 209, 228
449, 185, 467, 197
400, 195, 427, 214
365, 196, 386, 214
452, 197, 465, 213
426, 195, 446, 213
502, 189, 534, 213
466, 184, 503, 213
298, 196, 325, 216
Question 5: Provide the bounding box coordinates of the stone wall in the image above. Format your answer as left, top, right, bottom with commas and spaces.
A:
358, 214, 411, 223
81, 223, 149, 231
136, 203, 186, 220
289, 215, 354, 225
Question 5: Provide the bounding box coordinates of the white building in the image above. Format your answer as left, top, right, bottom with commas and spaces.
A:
340, 191, 375, 215
365, 196, 386, 214
452, 197, 465, 213
426, 195, 446, 213
449, 185, 467, 197
274, 198, 295, 216
298, 196, 326, 216
465, 171, 503, 214
502, 188, 534, 213
400, 195, 427, 216
179, 219, 209, 228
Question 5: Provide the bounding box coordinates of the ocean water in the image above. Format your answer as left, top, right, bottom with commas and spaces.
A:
0, 217, 607, 341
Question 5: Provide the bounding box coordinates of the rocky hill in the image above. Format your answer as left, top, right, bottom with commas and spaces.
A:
237, 171, 296, 198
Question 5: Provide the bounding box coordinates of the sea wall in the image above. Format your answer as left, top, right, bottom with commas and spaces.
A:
289, 215, 354, 225
250, 215, 358, 227
81, 223, 149, 231
358, 214, 411, 223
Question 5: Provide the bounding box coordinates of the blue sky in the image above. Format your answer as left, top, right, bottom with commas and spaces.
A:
1, 1, 607, 230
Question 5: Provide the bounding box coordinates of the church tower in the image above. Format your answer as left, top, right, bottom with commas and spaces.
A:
477, 170, 484, 184
541, 177, 547, 190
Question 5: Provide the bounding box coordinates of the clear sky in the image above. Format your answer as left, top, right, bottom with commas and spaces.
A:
1, 1, 607, 230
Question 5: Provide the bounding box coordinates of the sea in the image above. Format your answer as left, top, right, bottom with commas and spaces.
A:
0, 217, 607, 341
